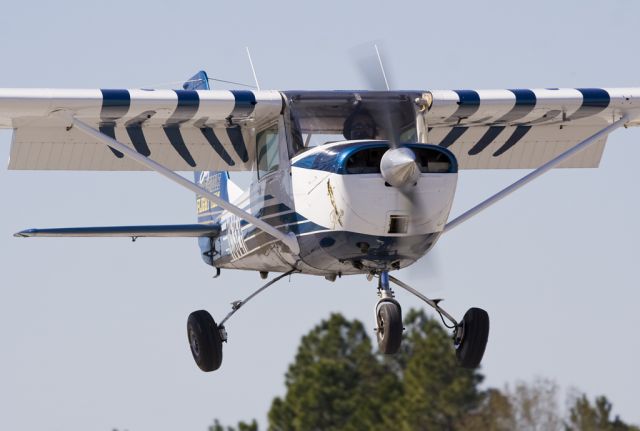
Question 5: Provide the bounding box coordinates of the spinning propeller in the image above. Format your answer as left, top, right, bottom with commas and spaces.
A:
353, 44, 422, 199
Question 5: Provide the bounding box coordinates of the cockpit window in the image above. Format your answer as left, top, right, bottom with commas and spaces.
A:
284, 91, 420, 153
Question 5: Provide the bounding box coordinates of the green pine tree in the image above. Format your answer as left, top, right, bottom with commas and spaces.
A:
267, 310, 485, 431
268, 313, 400, 431
211, 311, 640, 431
389, 309, 484, 431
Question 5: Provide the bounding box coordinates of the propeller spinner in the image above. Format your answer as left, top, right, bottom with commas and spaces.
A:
380, 146, 420, 189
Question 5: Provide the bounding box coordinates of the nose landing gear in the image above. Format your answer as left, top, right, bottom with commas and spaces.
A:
375, 272, 403, 354
373, 272, 490, 368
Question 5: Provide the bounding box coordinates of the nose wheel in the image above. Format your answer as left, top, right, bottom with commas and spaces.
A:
374, 272, 404, 354
376, 300, 403, 354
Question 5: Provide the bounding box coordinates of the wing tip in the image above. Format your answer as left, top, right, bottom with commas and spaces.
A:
14, 229, 35, 237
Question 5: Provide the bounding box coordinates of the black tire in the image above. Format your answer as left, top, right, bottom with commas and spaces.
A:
187, 310, 223, 372
376, 301, 403, 354
455, 307, 489, 369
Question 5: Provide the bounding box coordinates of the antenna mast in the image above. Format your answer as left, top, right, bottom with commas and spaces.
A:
374, 44, 390, 91
245, 47, 261, 91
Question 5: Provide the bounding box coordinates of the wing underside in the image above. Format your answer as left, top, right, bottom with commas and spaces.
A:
423, 87, 640, 169
2, 86, 639, 171
1, 88, 283, 171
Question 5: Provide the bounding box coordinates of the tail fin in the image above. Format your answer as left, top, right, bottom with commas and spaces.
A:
183, 70, 209, 91
183, 71, 230, 224
195, 171, 229, 224
185, 71, 229, 265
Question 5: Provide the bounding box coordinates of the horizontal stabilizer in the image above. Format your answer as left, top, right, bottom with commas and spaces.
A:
14, 224, 220, 238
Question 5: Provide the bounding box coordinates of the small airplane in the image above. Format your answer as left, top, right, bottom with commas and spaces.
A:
2, 67, 638, 372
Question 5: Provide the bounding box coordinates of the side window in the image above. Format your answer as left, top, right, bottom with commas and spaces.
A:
257, 126, 280, 178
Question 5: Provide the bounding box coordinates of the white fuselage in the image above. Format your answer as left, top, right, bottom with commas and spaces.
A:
210, 140, 458, 276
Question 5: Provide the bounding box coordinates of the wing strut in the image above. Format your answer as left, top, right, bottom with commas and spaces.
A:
71, 118, 300, 255
444, 115, 631, 233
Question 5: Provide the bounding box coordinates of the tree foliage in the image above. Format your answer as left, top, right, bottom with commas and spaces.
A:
268, 313, 399, 431
565, 394, 640, 431
458, 388, 516, 431
268, 310, 484, 431
389, 309, 484, 430
505, 378, 563, 431
209, 419, 258, 431
211, 310, 638, 431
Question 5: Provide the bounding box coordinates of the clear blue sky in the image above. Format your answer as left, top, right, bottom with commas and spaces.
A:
1, 1, 639, 429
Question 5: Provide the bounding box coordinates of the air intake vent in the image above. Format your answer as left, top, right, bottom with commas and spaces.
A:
388, 215, 409, 234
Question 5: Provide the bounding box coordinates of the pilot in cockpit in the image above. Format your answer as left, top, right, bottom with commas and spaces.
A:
343, 110, 377, 140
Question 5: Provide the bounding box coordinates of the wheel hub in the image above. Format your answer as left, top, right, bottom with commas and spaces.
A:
189, 330, 200, 356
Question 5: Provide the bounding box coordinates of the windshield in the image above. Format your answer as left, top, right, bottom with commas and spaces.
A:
284, 91, 420, 153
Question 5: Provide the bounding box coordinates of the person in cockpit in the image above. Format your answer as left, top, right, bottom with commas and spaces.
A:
343, 110, 377, 140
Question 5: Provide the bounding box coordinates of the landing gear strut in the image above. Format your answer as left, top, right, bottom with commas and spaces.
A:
373, 273, 490, 368
187, 269, 296, 372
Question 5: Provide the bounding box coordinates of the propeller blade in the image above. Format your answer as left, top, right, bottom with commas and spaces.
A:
351, 42, 402, 148
352, 41, 394, 91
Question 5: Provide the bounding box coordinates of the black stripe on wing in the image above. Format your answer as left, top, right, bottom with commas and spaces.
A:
98, 123, 124, 158
496, 89, 536, 123
568, 88, 610, 121
163, 126, 197, 167
226, 126, 249, 163
125, 126, 151, 157
163, 91, 200, 167
124, 110, 156, 157
200, 127, 235, 166
167, 90, 200, 124
100, 89, 131, 120
468, 126, 505, 155
100, 89, 131, 158
229, 90, 257, 119
439, 127, 468, 148
445, 90, 480, 122
492, 126, 531, 157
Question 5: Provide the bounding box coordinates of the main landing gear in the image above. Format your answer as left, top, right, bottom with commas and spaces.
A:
187, 268, 488, 372
374, 272, 490, 368
187, 310, 224, 372
186, 270, 296, 372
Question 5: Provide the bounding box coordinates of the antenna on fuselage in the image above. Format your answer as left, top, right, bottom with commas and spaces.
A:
245, 47, 261, 91
374, 44, 390, 91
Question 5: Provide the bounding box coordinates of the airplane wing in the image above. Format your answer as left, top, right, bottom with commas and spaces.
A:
0, 88, 282, 171
14, 224, 220, 238
2, 86, 639, 172
423, 87, 640, 169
